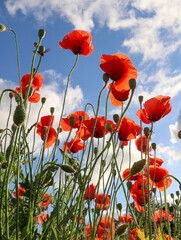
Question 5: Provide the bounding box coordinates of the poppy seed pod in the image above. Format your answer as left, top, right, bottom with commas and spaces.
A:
144, 127, 150, 137
113, 114, 119, 123
102, 73, 109, 83
151, 143, 156, 150
13, 104, 26, 127
138, 95, 143, 104
131, 159, 146, 176
117, 224, 129, 236
129, 78, 136, 90
69, 116, 76, 127
0, 24, 6, 32
38, 29, 46, 39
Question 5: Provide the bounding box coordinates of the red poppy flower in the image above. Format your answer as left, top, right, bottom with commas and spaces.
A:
95, 193, 110, 210
13, 186, 25, 198
149, 156, 164, 167
75, 215, 83, 224
118, 117, 141, 141
120, 215, 133, 224
77, 116, 116, 141
59, 30, 94, 56
130, 228, 144, 240
97, 216, 115, 239
135, 135, 152, 153
122, 168, 141, 181
152, 210, 173, 222
39, 193, 52, 211
85, 184, 96, 200
149, 166, 172, 191
85, 225, 93, 239
14, 73, 43, 103
39, 213, 47, 224
37, 115, 57, 148
136, 95, 171, 124
61, 111, 90, 131
63, 139, 86, 153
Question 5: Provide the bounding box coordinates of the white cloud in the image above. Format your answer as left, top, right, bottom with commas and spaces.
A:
169, 109, 181, 143
157, 143, 181, 165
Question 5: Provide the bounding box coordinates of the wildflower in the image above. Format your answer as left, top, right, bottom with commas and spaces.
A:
63, 139, 86, 153
37, 115, 57, 148
122, 168, 141, 181
85, 184, 96, 200
75, 215, 83, 224
14, 73, 43, 103
59, 30, 94, 56
61, 111, 89, 131
149, 166, 172, 191
97, 216, 115, 239
149, 156, 164, 167
135, 135, 152, 153
85, 225, 93, 239
120, 215, 133, 224
136, 95, 171, 124
39, 213, 47, 224
39, 193, 52, 211
95, 193, 110, 210
118, 117, 141, 141
152, 210, 173, 222
13, 186, 25, 198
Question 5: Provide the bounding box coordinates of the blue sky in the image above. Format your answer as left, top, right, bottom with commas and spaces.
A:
0, 0, 181, 199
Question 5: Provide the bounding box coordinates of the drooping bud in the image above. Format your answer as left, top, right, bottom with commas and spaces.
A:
131, 159, 146, 176
79, 115, 83, 122
178, 130, 181, 139
60, 164, 76, 173
129, 78, 136, 90
113, 114, 119, 123
69, 116, 76, 127
38, 45, 45, 53
138, 95, 143, 104
117, 203, 122, 212
106, 123, 112, 132
50, 107, 54, 115
102, 73, 109, 83
151, 143, 156, 151
38, 29, 46, 39
94, 147, 98, 155
170, 193, 174, 199
144, 127, 150, 137
127, 181, 132, 191
41, 97, 46, 105
117, 224, 129, 236
0, 24, 6, 32
13, 104, 26, 127
176, 191, 179, 197
9, 92, 13, 99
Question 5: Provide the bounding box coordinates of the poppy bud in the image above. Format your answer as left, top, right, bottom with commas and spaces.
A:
113, 114, 119, 123
112, 169, 116, 176
0, 24, 6, 32
5, 145, 11, 159
38, 45, 45, 53
79, 116, 83, 122
151, 143, 156, 151
101, 159, 106, 168
102, 73, 109, 83
131, 159, 146, 176
25, 86, 34, 99
176, 191, 179, 197
60, 164, 76, 173
127, 181, 132, 191
144, 127, 150, 137
178, 130, 181, 139
11, 123, 17, 132
69, 116, 76, 127
175, 199, 179, 205
0, 129, 4, 133
1, 161, 8, 169
170, 193, 174, 199
94, 147, 98, 155
117, 203, 122, 211
129, 78, 136, 90
138, 95, 143, 104
117, 224, 129, 236
9, 92, 13, 99
50, 107, 54, 114
13, 104, 26, 127
41, 97, 46, 104
38, 29, 46, 39
106, 123, 112, 132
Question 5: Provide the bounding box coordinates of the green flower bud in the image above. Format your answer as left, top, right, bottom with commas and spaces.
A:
0, 129, 4, 133
106, 123, 112, 132
117, 224, 129, 236
113, 114, 119, 123
79, 115, 83, 122
103, 73, 109, 83
170, 193, 174, 199
178, 130, 181, 139
94, 147, 98, 155
129, 78, 136, 90
144, 127, 150, 137
69, 116, 76, 127
138, 95, 143, 104
9, 92, 13, 99
11, 124, 17, 132
127, 181, 132, 191
13, 104, 26, 127
117, 203, 122, 211
0, 24, 6, 32
41, 97, 46, 104
60, 164, 76, 173
38, 45, 45, 53
131, 159, 146, 176
38, 29, 46, 39
176, 191, 179, 197
151, 143, 156, 151
50, 107, 54, 114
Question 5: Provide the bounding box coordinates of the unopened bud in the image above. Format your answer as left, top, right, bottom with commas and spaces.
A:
178, 130, 181, 139
151, 143, 156, 151
60, 164, 76, 173
129, 78, 136, 90
41, 97, 46, 104
175, 199, 179, 205
131, 159, 146, 176
106, 124, 112, 132
127, 181, 132, 191
117, 224, 129, 236
13, 104, 26, 127
69, 116, 76, 127
170, 193, 174, 199
117, 203, 122, 211
113, 114, 119, 123
94, 147, 98, 155
9, 92, 13, 99
176, 191, 179, 197
102, 73, 109, 83
1, 161, 8, 169
38, 29, 46, 39
0, 24, 6, 32
144, 127, 150, 137
138, 96, 143, 104
11, 123, 17, 132
38, 45, 45, 53
50, 107, 54, 114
